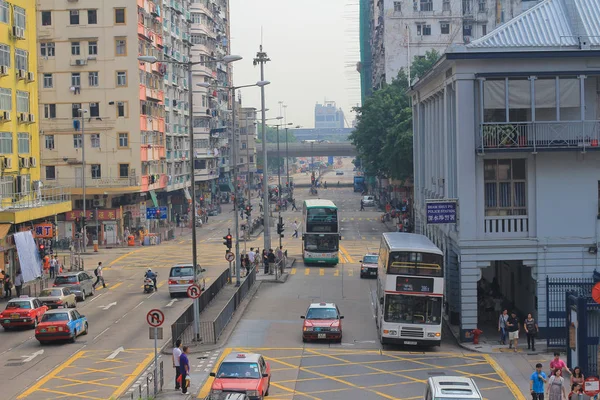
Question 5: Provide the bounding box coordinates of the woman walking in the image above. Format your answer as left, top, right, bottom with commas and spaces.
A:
570, 366, 584, 388
547, 369, 567, 400
524, 313, 538, 351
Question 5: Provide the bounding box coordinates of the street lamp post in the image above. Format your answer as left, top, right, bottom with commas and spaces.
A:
138, 54, 241, 340
77, 109, 88, 251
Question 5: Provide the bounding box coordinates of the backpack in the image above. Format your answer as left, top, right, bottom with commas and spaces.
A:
94, 267, 99, 276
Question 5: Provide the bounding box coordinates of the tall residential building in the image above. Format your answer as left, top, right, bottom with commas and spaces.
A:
0, 0, 71, 276
238, 106, 257, 186
190, 0, 232, 203
368, 0, 541, 88
37, 0, 191, 244
315, 101, 345, 129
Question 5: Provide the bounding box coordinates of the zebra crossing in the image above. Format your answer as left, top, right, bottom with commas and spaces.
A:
289, 266, 357, 277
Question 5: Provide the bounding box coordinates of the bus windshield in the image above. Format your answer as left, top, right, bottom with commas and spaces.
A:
388, 252, 443, 277
384, 294, 441, 325
304, 234, 339, 252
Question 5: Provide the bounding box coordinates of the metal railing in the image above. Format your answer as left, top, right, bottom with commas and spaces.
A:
43, 176, 140, 189
483, 215, 529, 236
0, 187, 71, 210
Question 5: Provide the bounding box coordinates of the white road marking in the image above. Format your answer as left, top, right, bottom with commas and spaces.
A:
106, 346, 125, 360
93, 327, 110, 341
21, 350, 44, 362
166, 299, 178, 307
98, 301, 117, 310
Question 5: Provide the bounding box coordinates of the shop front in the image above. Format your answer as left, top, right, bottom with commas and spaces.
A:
65, 209, 122, 246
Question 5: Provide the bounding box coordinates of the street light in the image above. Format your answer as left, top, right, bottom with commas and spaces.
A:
285, 124, 300, 195
138, 53, 242, 341
197, 80, 270, 286
77, 108, 88, 251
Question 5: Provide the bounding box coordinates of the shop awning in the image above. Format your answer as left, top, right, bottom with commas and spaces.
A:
149, 190, 159, 207
0, 224, 10, 240
183, 188, 191, 201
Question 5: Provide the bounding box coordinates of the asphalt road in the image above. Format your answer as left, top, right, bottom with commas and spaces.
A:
196, 182, 523, 400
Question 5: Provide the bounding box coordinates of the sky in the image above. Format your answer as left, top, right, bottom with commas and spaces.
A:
229, 0, 360, 129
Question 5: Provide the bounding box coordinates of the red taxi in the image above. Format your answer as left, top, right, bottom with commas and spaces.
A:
209, 353, 270, 400
301, 302, 344, 343
1, 296, 48, 330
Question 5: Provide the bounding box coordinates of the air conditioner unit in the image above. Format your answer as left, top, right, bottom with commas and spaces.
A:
19, 157, 29, 168
0, 66, 7, 76
28, 114, 35, 123
75, 59, 87, 66
17, 113, 27, 123
26, 72, 34, 82
2, 157, 10, 169
29, 157, 37, 167
12, 26, 24, 39
92, 199, 105, 207
3, 111, 10, 121
17, 69, 25, 79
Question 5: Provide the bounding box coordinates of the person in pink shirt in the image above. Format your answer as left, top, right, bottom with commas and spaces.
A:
550, 352, 572, 376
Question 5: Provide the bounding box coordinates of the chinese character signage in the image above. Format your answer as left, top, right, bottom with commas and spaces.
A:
66, 209, 121, 221
426, 200, 457, 224
33, 224, 54, 238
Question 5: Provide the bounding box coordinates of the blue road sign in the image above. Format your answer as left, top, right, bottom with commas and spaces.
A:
146, 206, 168, 220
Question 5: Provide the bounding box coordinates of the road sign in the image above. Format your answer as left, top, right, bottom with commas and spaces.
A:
187, 284, 201, 299
585, 377, 600, 396
146, 309, 165, 327
225, 252, 235, 262
146, 206, 168, 220
593, 282, 600, 305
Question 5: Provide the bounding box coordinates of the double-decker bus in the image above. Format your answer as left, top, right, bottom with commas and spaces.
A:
302, 199, 339, 265
376, 232, 444, 346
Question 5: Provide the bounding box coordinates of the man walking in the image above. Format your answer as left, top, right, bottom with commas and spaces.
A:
93, 262, 106, 289
14, 269, 23, 297
506, 311, 520, 351
291, 198, 297, 211
530, 363, 547, 400
180, 346, 190, 394
498, 309, 509, 345
172, 339, 182, 390
360, 199, 365, 211
248, 248, 256, 270
292, 221, 299, 238
49, 255, 57, 279
267, 249, 276, 275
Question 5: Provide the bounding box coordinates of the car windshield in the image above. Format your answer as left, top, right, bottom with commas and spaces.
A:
54, 276, 78, 284
216, 362, 260, 379
363, 255, 378, 264
170, 267, 194, 278
41, 313, 69, 322
306, 307, 338, 320
40, 289, 63, 297
384, 294, 441, 325
6, 301, 31, 309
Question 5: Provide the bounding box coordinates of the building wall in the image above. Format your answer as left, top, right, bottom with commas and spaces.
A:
314, 101, 344, 129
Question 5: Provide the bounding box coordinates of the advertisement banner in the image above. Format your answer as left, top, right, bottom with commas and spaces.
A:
14, 231, 41, 283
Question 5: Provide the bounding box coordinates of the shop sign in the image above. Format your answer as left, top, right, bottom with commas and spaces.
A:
123, 205, 140, 218
66, 209, 121, 221
33, 224, 54, 238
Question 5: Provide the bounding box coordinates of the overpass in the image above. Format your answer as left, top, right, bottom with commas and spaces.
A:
256, 142, 357, 157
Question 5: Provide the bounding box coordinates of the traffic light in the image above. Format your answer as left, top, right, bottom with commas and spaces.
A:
200, 197, 205, 207
245, 205, 252, 218
277, 216, 285, 237
38, 243, 46, 259
223, 234, 232, 249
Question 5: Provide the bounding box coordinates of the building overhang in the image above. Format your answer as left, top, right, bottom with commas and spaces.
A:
0, 200, 72, 224
66, 187, 142, 196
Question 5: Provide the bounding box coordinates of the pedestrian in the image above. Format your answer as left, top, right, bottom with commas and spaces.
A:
244, 254, 251, 277
547, 369, 567, 400
172, 339, 182, 390
56, 255, 63, 274
498, 309, 509, 345
262, 249, 269, 274
292, 221, 299, 238
550, 352, 571, 376
259, 203, 263, 213
569, 383, 583, 400
530, 363, 547, 400
291, 198, 297, 211
267, 249, 276, 275
14, 269, 23, 297
180, 345, 190, 394
524, 313, 538, 351
506, 312, 520, 351
570, 366, 584, 388
175, 213, 181, 228
49, 255, 57, 279
248, 248, 256, 268
277, 246, 284, 264
4, 274, 12, 298
360, 200, 365, 211
93, 261, 106, 289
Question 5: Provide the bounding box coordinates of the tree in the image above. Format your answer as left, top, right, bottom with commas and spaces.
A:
255, 124, 297, 172
350, 50, 440, 181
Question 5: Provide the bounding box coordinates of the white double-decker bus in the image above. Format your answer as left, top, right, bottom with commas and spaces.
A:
376, 233, 444, 346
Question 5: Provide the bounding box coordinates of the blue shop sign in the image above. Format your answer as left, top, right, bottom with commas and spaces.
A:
426, 201, 457, 224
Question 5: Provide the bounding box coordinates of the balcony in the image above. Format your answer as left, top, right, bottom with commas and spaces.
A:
44, 176, 140, 193
0, 187, 72, 224
484, 216, 529, 238
42, 118, 115, 133
141, 145, 166, 161
478, 121, 600, 153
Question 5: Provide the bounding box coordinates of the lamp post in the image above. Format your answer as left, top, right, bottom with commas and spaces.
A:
285, 125, 299, 195
138, 54, 242, 339
198, 81, 270, 286
77, 108, 88, 251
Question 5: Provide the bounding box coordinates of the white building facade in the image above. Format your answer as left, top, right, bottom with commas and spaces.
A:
410, 0, 600, 340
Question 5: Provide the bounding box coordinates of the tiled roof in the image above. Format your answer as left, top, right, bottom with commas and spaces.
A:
466, 0, 600, 49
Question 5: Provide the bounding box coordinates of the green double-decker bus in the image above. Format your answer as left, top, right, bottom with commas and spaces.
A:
302, 199, 339, 265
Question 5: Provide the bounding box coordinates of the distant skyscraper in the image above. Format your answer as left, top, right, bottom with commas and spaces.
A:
315, 101, 345, 129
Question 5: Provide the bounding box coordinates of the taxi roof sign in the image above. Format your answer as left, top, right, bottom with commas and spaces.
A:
236, 354, 246, 358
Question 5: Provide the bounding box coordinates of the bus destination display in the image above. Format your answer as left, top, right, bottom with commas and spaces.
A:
396, 277, 434, 293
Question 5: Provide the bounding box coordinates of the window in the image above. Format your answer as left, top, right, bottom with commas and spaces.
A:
45, 166, 56, 180
40, 42, 55, 57
72, 103, 81, 118
463, 24, 472, 36
118, 163, 129, 178
91, 164, 101, 179
41, 11, 51, 26
0, 88, 10, 110
17, 133, 30, 154
393, 1, 401, 12
116, 71, 127, 86
117, 101, 126, 117
482, 24, 487, 36
73, 134, 82, 148
88, 41, 97, 55
71, 41, 80, 56
44, 104, 56, 119
87, 9, 97, 24
118, 132, 129, 148
88, 72, 98, 87
14, 6, 25, 29
15, 49, 27, 71
443, 0, 451, 11
115, 39, 127, 55
478, 0, 486, 12
43, 73, 53, 88
71, 72, 81, 87
69, 10, 79, 25
0, 1, 7, 24
45, 134, 54, 149
0, 132, 11, 154
484, 159, 527, 216
90, 102, 99, 117
114, 8, 125, 24
90, 133, 100, 148
384, 295, 441, 325
416, 23, 431, 36
420, 0, 433, 12
0, 43, 8, 67
16, 91, 29, 113
440, 22, 450, 34
483, 79, 506, 122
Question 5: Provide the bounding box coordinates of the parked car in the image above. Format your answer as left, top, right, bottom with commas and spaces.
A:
0, 296, 48, 330
35, 309, 88, 344
53, 271, 95, 301
362, 195, 375, 207
301, 302, 343, 343
168, 264, 206, 298
209, 352, 270, 400
38, 287, 77, 309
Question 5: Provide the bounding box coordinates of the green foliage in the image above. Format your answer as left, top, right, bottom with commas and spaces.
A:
350, 50, 440, 181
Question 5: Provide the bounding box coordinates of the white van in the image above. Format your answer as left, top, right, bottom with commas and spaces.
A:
167, 264, 206, 298
424, 376, 483, 400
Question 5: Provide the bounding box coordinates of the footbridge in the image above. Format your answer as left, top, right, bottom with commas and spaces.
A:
256, 142, 357, 157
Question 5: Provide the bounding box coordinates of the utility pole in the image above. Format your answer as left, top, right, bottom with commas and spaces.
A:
78, 109, 88, 252
231, 89, 241, 286
253, 45, 271, 252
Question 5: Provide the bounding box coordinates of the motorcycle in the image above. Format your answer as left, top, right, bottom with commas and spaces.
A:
143, 274, 157, 293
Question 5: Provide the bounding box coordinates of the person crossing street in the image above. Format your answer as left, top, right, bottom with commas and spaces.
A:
292, 221, 299, 238
93, 261, 106, 289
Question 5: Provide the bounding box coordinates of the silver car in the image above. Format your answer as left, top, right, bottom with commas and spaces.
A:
168, 264, 206, 298
362, 195, 375, 207
38, 287, 77, 309
53, 271, 95, 301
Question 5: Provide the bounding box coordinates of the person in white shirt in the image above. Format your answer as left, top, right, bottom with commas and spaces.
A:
248, 248, 256, 265
292, 221, 299, 238
172, 339, 182, 390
